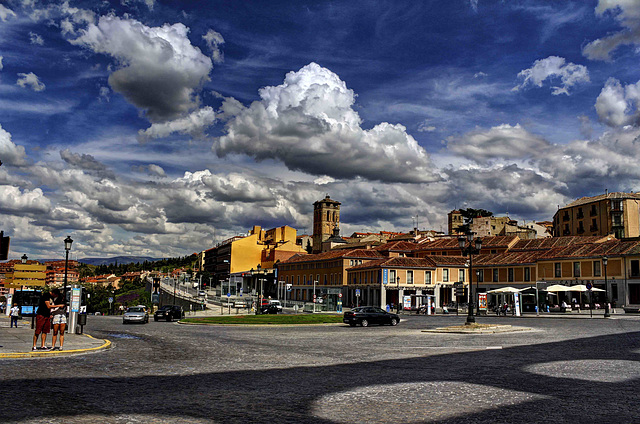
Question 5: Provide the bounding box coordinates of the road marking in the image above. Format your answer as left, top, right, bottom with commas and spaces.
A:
486, 346, 503, 349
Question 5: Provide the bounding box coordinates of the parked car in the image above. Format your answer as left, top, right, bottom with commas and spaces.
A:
343, 306, 400, 327
198, 290, 206, 297
261, 304, 279, 314
154, 305, 184, 322
123, 306, 149, 324
269, 300, 283, 312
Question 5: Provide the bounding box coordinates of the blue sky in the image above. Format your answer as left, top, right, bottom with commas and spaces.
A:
1, 0, 640, 259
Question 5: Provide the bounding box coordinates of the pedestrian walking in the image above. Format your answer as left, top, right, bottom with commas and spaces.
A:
49, 289, 67, 351
10, 303, 20, 328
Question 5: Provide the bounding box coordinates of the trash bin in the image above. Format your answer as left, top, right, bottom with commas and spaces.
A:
77, 313, 87, 334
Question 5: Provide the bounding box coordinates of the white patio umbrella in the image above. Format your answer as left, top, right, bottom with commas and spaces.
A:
486, 287, 524, 293
545, 284, 573, 292
569, 284, 605, 292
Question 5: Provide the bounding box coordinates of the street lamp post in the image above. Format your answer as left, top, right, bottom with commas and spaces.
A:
603, 256, 610, 318
396, 276, 401, 314
458, 232, 482, 325
313, 279, 317, 313
63, 236, 73, 306
475, 270, 480, 316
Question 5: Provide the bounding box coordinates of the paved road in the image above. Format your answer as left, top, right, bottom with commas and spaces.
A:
0, 314, 639, 423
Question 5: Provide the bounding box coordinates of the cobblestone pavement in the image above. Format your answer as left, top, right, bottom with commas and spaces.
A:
0, 314, 639, 423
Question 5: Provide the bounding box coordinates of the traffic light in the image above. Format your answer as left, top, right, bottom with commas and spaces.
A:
0, 231, 9, 261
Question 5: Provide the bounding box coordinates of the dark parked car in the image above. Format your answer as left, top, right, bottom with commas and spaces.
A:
343, 306, 400, 327
261, 304, 279, 314
154, 305, 184, 322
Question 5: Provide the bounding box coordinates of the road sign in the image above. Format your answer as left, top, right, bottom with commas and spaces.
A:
108, 297, 113, 304
586, 282, 593, 290
338, 293, 342, 298
227, 293, 231, 297
453, 282, 464, 288
286, 283, 292, 291
355, 289, 361, 297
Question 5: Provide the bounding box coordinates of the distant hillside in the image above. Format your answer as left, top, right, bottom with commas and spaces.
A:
78, 256, 160, 266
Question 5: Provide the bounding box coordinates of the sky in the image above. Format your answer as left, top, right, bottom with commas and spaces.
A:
1, 0, 640, 260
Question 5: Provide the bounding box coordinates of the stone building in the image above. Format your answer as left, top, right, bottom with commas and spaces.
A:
312, 195, 341, 253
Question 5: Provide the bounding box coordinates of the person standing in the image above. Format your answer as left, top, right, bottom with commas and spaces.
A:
10, 303, 20, 328
50, 289, 67, 351
33, 290, 54, 351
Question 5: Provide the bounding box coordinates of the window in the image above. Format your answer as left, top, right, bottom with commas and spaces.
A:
508, 268, 514, 282
443, 269, 449, 282
316, 274, 320, 284
459, 269, 465, 282
524, 267, 530, 282
407, 270, 414, 284
390, 270, 396, 285
477, 269, 484, 282
491, 249, 497, 254
493, 268, 499, 282
631, 260, 640, 277
593, 261, 601, 277
425, 271, 431, 285
573, 262, 581, 278
363, 273, 367, 284
297, 275, 300, 284
554, 263, 561, 278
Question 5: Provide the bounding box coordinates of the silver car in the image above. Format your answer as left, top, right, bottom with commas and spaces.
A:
123, 306, 149, 324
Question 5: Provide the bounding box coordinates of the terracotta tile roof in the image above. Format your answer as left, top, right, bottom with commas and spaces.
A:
347, 257, 437, 271
474, 251, 543, 266
536, 240, 640, 260
373, 241, 419, 252
280, 249, 383, 264
562, 192, 640, 208
511, 236, 610, 251
415, 235, 517, 251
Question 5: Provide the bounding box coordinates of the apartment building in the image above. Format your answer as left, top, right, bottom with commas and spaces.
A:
553, 192, 640, 239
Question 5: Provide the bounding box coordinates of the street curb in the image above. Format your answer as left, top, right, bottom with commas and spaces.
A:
0, 334, 112, 359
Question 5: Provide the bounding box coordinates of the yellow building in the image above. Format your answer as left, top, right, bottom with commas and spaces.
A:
5, 261, 47, 289
553, 192, 640, 238
203, 225, 307, 297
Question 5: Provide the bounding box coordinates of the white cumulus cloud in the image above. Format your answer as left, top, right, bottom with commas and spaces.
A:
0, 124, 28, 166
514, 56, 589, 95
446, 124, 552, 164
583, 0, 640, 60
595, 77, 640, 127
202, 29, 225, 63
0, 4, 16, 21
29, 32, 44, 46
137, 106, 216, 141
213, 63, 438, 184
71, 15, 213, 122
16, 72, 45, 91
